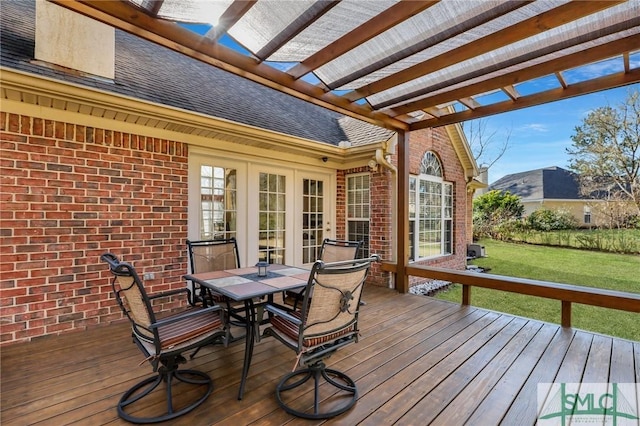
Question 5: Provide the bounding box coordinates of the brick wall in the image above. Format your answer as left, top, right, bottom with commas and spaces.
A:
0, 112, 469, 344
0, 112, 189, 345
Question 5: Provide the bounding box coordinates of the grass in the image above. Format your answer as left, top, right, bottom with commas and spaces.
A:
435, 239, 640, 341
508, 228, 640, 254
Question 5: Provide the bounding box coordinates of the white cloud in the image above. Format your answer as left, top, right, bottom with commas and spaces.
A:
519, 123, 549, 132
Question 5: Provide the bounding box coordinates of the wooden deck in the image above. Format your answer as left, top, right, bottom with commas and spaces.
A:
2, 286, 639, 425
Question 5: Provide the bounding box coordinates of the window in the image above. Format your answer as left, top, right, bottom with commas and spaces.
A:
584, 206, 592, 224
200, 165, 237, 240
346, 173, 369, 257
409, 152, 453, 260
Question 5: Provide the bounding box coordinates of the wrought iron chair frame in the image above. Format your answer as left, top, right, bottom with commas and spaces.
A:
263, 255, 379, 419
101, 253, 226, 424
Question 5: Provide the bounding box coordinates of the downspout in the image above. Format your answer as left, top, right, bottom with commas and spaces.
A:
374, 137, 398, 289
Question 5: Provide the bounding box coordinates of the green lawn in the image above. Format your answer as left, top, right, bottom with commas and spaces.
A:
509, 228, 640, 254
435, 239, 640, 341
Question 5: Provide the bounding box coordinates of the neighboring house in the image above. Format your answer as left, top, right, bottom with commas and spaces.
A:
489, 166, 598, 226
0, 1, 478, 344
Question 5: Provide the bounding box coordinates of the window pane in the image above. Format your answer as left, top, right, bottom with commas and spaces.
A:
259, 172, 286, 264
348, 220, 369, 258
200, 165, 237, 240
347, 174, 370, 257
302, 178, 325, 263
413, 168, 452, 259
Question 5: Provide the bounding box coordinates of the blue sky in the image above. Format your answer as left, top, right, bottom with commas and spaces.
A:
471, 83, 639, 185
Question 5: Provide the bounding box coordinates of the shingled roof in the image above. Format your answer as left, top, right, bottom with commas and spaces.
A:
489, 166, 582, 201
0, 0, 394, 147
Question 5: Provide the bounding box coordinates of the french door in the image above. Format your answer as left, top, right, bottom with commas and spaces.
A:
190, 152, 333, 267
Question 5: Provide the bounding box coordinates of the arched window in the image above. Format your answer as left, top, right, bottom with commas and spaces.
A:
409, 152, 453, 260
420, 152, 442, 177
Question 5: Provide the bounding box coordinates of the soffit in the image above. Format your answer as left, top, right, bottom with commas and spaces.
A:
1, 68, 376, 165
49, 0, 640, 131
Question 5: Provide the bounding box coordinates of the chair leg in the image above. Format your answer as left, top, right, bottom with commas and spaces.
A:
117, 360, 213, 424
275, 361, 357, 420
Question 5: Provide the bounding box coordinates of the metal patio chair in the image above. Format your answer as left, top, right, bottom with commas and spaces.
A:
186, 238, 241, 307
101, 253, 225, 424
263, 255, 379, 419
285, 238, 362, 309
186, 238, 245, 353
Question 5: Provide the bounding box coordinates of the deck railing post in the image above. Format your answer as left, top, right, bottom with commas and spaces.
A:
462, 284, 471, 306
561, 301, 572, 328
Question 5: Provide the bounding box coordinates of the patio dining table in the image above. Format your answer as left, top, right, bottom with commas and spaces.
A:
183, 264, 310, 400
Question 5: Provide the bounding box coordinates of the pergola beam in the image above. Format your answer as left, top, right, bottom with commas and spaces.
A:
255, 0, 339, 61
203, 0, 257, 42
343, 0, 625, 103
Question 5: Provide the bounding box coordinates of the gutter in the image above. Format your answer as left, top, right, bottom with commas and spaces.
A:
372, 137, 397, 288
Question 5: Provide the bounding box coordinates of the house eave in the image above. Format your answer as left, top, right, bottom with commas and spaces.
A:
0, 67, 379, 167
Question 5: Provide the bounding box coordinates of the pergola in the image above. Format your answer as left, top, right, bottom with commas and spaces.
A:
50, 0, 640, 293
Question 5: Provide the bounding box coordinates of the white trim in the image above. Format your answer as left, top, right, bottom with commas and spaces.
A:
188, 154, 249, 264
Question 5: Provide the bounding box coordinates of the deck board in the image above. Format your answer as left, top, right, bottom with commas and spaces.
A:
427, 320, 545, 426
1, 286, 636, 426
464, 323, 559, 425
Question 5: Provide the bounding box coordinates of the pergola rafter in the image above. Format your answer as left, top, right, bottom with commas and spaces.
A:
48, 0, 640, 132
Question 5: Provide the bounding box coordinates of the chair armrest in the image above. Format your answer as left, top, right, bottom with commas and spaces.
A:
150, 304, 222, 329
265, 304, 301, 325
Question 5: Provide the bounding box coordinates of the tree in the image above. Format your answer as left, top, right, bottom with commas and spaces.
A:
465, 118, 512, 170
567, 89, 640, 218
473, 190, 524, 239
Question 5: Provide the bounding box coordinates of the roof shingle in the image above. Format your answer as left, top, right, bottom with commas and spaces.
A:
0, 0, 394, 146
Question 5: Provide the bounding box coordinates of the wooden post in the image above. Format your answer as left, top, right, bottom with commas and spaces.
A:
396, 129, 410, 293
462, 284, 471, 306
561, 301, 572, 328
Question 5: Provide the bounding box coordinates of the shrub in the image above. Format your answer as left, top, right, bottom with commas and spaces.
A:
622, 214, 640, 229
526, 208, 578, 231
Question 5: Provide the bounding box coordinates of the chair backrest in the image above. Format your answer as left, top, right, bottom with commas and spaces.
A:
187, 238, 240, 273
299, 256, 377, 346
100, 253, 156, 342
318, 239, 362, 263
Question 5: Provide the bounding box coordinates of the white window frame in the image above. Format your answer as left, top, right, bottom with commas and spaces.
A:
346, 172, 370, 258
189, 155, 248, 261
295, 170, 335, 266
409, 152, 453, 261
584, 206, 592, 224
